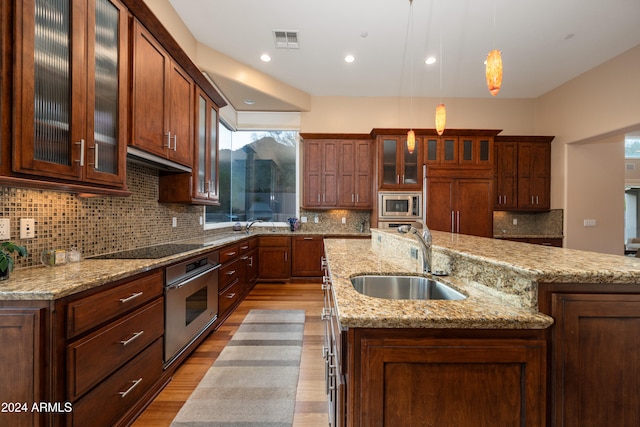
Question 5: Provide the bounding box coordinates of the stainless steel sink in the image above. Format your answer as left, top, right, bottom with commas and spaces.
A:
350, 275, 467, 300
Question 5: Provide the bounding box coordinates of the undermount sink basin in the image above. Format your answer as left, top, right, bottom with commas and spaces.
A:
350, 275, 467, 301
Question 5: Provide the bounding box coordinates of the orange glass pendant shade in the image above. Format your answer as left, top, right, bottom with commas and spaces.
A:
485, 49, 502, 96
407, 130, 416, 154
435, 104, 446, 136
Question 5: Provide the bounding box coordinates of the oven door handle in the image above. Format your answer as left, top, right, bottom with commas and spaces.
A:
166, 264, 220, 291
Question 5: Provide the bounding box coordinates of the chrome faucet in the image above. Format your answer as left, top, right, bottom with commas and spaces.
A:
398, 223, 432, 273
245, 219, 263, 234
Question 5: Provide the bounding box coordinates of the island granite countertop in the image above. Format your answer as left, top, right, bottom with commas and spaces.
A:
323, 229, 640, 330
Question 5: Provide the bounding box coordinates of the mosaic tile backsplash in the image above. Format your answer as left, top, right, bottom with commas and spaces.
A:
0, 163, 215, 270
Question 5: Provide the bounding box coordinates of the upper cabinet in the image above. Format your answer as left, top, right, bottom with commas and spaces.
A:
131, 19, 194, 168
12, 0, 128, 188
376, 135, 422, 190
424, 133, 494, 167
494, 136, 553, 211
159, 87, 219, 205
301, 134, 373, 209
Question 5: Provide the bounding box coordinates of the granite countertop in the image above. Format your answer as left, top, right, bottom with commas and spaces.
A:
0, 230, 369, 301
323, 238, 554, 330
323, 230, 640, 330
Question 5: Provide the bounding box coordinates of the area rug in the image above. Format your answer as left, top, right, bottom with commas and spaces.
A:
170, 309, 306, 427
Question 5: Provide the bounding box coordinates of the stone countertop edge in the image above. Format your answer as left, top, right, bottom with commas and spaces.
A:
0, 230, 370, 301
323, 238, 555, 330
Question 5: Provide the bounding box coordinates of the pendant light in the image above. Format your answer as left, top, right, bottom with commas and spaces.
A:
435, 2, 446, 135
406, 0, 416, 154
485, 0, 502, 96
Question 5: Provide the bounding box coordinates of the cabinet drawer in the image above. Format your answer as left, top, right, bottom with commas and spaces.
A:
259, 236, 290, 247
218, 280, 242, 316
67, 270, 163, 338
219, 244, 240, 264
238, 237, 257, 253
70, 338, 163, 427
67, 298, 164, 400
219, 258, 241, 289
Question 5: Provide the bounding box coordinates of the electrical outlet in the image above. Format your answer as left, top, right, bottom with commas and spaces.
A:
314, 215, 319, 224
20, 218, 35, 239
172, 217, 177, 227
0, 218, 10, 240
512, 218, 518, 225
341, 217, 346, 224
583, 219, 597, 227
411, 248, 419, 259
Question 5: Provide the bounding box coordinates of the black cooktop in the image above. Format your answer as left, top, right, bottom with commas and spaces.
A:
91, 243, 206, 259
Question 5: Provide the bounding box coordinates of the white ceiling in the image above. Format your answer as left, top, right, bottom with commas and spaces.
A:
169, 0, 640, 112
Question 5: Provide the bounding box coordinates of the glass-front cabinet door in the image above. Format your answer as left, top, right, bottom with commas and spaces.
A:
14, 0, 126, 187
193, 88, 219, 203
379, 136, 421, 190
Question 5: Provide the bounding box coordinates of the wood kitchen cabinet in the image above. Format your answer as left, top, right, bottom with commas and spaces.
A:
11, 0, 128, 189
494, 136, 553, 211
291, 235, 324, 278
539, 284, 640, 427
131, 19, 194, 168
426, 175, 493, 237
425, 134, 493, 166
158, 87, 220, 204
258, 236, 291, 281
301, 134, 373, 209
376, 135, 422, 190
352, 329, 547, 427
0, 307, 46, 427
303, 139, 338, 208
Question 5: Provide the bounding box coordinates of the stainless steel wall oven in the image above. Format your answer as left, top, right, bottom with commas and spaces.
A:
164, 251, 220, 367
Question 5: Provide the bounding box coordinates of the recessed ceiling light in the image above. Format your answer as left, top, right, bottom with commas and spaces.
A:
425, 56, 437, 65
344, 54, 355, 63
260, 54, 272, 62
244, 99, 255, 105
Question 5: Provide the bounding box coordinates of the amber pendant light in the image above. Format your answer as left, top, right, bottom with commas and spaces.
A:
486, 49, 502, 96
435, 104, 446, 135
407, 130, 416, 153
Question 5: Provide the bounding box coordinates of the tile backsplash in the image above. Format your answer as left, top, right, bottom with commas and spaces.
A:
1, 163, 214, 270
493, 209, 563, 237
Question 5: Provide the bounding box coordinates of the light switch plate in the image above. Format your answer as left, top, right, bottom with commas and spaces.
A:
20, 218, 35, 239
0, 218, 10, 240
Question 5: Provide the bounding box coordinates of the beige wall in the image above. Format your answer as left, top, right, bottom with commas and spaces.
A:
536, 45, 640, 254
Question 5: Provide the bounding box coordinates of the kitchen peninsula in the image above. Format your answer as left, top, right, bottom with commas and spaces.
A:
323, 229, 640, 426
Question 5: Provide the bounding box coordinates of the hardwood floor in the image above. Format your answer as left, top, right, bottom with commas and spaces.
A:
131, 282, 328, 427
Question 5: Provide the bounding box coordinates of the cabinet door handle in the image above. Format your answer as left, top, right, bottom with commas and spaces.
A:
352, 194, 354, 202
284, 252, 288, 262
119, 378, 142, 398
317, 194, 321, 202
94, 142, 99, 169
164, 132, 171, 149
456, 211, 460, 233
248, 256, 253, 267
451, 211, 455, 233
226, 270, 236, 275
172, 134, 177, 151
119, 330, 144, 346
75, 139, 85, 166
226, 292, 236, 299
119, 292, 143, 304
396, 175, 400, 184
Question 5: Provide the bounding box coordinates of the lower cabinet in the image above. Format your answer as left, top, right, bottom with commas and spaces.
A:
291, 235, 324, 278
350, 329, 547, 427
539, 285, 640, 427
258, 236, 291, 281
0, 307, 46, 427
217, 237, 258, 324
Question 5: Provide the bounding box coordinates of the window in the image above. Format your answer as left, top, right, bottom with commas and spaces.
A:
205, 124, 298, 226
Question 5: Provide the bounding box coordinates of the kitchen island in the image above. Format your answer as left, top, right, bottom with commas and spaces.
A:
323, 229, 640, 427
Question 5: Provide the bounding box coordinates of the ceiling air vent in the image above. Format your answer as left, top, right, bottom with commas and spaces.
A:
273, 30, 299, 49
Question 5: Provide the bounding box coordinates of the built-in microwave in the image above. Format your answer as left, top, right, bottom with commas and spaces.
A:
378, 192, 422, 220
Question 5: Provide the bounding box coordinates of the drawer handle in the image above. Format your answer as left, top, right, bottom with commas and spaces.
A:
119, 331, 144, 346
118, 378, 142, 398
226, 292, 236, 299
119, 292, 143, 304
226, 270, 236, 275
303, 237, 313, 240
226, 251, 237, 257
240, 245, 249, 250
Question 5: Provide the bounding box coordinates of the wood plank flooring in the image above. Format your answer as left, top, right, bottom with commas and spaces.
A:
131, 282, 328, 427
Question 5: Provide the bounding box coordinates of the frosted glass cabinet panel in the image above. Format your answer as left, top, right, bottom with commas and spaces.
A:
14, 0, 127, 187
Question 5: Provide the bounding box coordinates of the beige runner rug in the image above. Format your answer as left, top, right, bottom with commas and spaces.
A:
170, 309, 305, 427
